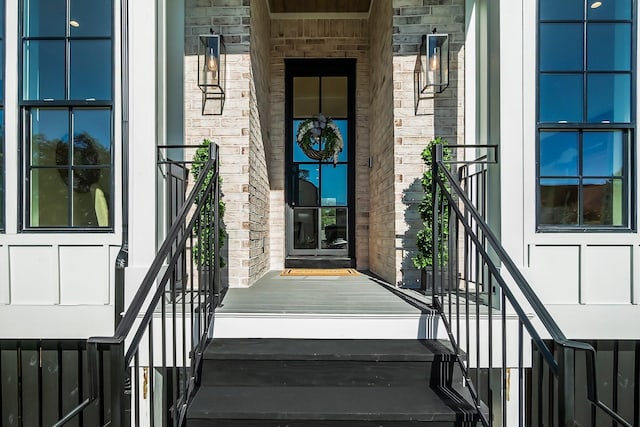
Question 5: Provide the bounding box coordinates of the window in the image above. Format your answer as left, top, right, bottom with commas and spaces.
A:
0, 0, 4, 231
21, 0, 113, 229
537, 0, 634, 230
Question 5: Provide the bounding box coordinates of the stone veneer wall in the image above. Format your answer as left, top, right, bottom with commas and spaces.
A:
248, 1, 271, 282
391, 0, 465, 287
368, 0, 396, 285
185, 0, 258, 287
269, 18, 371, 271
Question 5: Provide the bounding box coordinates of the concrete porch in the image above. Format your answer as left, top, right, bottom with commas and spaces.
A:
212, 270, 448, 339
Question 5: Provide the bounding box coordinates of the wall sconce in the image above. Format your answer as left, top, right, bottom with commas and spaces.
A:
414, 31, 449, 114
198, 33, 226, 115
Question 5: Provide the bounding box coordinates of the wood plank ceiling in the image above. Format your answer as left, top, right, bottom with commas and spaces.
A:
269, 0, 372, 14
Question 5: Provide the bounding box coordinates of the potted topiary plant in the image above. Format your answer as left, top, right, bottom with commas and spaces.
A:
413, 137, 451, 290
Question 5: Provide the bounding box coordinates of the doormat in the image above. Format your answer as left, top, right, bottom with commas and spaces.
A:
280, 268, 360, 276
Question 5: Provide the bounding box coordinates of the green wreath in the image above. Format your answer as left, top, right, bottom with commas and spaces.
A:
296, 114, 344, 165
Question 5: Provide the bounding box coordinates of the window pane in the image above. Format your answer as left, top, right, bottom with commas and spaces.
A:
587, 0, 631, 20
296, 165, 319, 206
30, 168, 69, 227
0, 109, 3, 230
293, 208, 317, 249
321, 164, 347, 206
70, 0, 112, 37
23, 41, 65, 101
587, 73, 630, 123
583, 131, 624, 176
330, 119, 348, 162
539, 131, 579, 176
540, 24, 583, 71
70, 40, 112, 100
583, 179, 623, 225
587, 24, 631, 71
321, 208, 348, 249
539, 0, 583, 20
539, 179, 579, 225
539, 74, 583, 122
293, 77, 319, 118
72, 170, 110, 227
23, 0, 66, 37
321, 77, 347, 118
30, 109, 69, 166
73, 109, 112, 164
0, 41, 3, 101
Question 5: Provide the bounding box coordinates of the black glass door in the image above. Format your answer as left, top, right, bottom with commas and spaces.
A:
285, 59, 355, 261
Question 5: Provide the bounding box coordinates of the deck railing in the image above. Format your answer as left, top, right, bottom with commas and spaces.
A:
54, 143, 223, 427
431, 143, 633, 426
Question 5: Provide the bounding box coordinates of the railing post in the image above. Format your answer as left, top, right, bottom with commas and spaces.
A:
557, 345, 576, 427
110, 342, 131, 427
431, 144, 443, 298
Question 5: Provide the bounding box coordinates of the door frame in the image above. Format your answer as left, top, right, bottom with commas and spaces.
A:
284, 58, 357, 266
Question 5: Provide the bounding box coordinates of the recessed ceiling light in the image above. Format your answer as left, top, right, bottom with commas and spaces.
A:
69, 20, 80, 27
591, 1, 602, 8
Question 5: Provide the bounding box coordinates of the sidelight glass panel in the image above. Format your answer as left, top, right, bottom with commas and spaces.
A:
587, 24, 631, 71
583, 131, 624, 176
23, 41, 66, 101
23, 0, 66, 37
321, 208, 348, 249
539, 179, 579, 225
293, 77, 319, 118
321, 77, 348, 118
293, 208, 318, 249
583, 179, 623, 225
70, 40, 112, 100
70, 0, 112, 37
321, 165, 347, 206
540, 24, 583, 71
539, 131, 579, 177
587, 73, 630, 123
539, 74, 583, 123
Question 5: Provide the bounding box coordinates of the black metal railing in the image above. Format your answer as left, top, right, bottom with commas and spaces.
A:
54, 143, 223, 427
430, 143, 633, 426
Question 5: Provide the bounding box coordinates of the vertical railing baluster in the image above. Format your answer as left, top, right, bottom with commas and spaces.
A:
134, 352, 140, 427
518, 322, 524, 427
148, 320, 155, 427
488, 274, 493, 425
502, 291, 507, 427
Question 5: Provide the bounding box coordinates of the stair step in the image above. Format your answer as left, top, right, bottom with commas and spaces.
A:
187, 386, 476, 426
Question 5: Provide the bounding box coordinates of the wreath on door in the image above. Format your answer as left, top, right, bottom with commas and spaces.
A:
296, 114, 344, 165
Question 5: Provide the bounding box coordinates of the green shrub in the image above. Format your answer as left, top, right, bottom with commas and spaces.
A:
413, 137, 451, 269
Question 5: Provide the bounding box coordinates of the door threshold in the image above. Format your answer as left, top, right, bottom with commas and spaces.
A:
285, 256, 354, 269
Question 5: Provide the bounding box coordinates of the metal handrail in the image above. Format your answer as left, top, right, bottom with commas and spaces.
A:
54, 143, 222, 426
432, 143, 632, 427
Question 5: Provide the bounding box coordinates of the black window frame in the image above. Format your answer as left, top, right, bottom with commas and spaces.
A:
0, 0, 5, 232
536, 0, 637, 232
19, 0, 115, 232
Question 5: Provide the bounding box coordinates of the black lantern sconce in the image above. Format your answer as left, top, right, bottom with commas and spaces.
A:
414, 31, 449, 114
198, 33, 226, 115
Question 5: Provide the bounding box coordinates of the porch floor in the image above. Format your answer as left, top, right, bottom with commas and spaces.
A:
217, 270, 425, 315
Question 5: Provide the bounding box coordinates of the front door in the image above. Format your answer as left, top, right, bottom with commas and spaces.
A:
285, 59, 355, 267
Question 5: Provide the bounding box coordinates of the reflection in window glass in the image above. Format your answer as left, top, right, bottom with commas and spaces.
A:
30, 109, 69, 166
587, 0, 631, 20
583, 132, 624, 176
70, 0, 112, 37
321, 77, 348, 118
23, 0, 66, 37
321, 165, 347, 206
587, 24, 632, 71
587, 74, 631, 123
293, 77, 319, 118
539, 24, 583, 71
293, 208, 317, 249
30, 168, 69, 227
539, 179, 579, 225
70, 41, 112, 100
23, 41, 66, 101
321, 208, 348, 249
583, 179, 623, 225
74, 109, 112, 159
539, 132, 578, 176
539, 74, 583, 123
539, 0, 582, 20
296, 165, 319, 206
